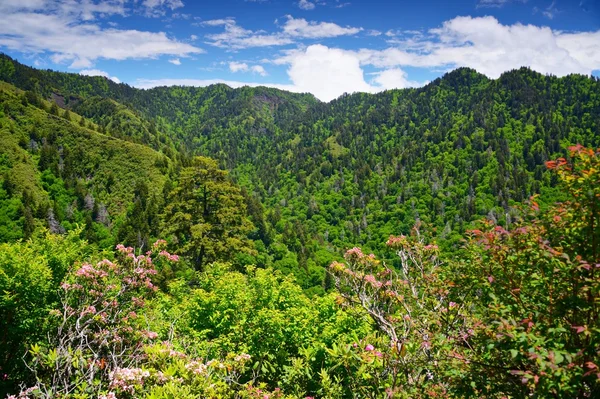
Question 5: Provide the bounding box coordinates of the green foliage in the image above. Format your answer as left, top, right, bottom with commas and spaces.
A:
2, 53, 600, 398
162, 157, 255, 270
0, 229, 90, 396
460, 146, 600, 397
2, 55, 600, 290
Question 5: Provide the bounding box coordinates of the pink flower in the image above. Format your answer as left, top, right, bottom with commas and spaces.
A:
488, 275, 495, 283
153, 239, 167, 248
365, 344, 374, 351
345, 247, 365, 260
374, 351, 383, 358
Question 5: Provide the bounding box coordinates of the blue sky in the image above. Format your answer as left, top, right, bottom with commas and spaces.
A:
0, 0, 598, 101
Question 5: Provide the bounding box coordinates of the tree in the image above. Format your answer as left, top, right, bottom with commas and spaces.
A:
463, 145, 600, 397
49, 102, 59, 116
162, 156, 255, 270
329, 228, 474, 398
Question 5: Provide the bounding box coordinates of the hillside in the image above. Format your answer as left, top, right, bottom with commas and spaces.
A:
1, 55, 600, 399
1, 54, 600, 286
0, 80, 172, 245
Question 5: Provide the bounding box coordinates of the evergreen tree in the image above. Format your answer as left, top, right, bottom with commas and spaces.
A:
162, 156, 255, 270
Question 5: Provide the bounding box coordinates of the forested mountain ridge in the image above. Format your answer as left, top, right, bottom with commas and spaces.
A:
1, 53, 600, 289
1, 54, 600, 398
0, 80, 172, 245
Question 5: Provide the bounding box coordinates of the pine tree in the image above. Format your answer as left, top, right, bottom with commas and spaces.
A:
162, 156, 255, 270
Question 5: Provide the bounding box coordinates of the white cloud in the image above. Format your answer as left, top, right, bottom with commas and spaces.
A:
282, 16, 362, 38
366, 30, 382, 36
169, 58, 181, 65
371, 68, 423, 90
0, 2, 203, 68
142, 0, 184, 17
79, 69, 121, 83
476, 0, 527, 8
228, 62, 268, 76
357, 16, 600, 78
202, 18, 293, 49
200, 18, 235, 27
542, 1, 558, 19
229, 61, 249, 72
279, 44, 373, 102
0, 0, 128, 21
555, 30, 600, 72
298, 0, 315, 10
251, 65, 267, 76
201, 16, 362, 49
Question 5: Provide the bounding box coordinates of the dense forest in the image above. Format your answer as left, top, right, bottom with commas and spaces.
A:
0, 54, 599, 398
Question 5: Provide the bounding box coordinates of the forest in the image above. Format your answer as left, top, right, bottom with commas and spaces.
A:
0, 53, 599, 398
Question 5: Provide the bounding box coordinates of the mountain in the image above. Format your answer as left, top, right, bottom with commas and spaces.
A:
1, 53, 599, 289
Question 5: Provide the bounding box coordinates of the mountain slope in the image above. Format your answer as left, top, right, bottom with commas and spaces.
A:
1, 54, 599, 288
0, 80, 171, 243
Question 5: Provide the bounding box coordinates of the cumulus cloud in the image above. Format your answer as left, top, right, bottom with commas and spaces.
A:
358, 16, 600, 78
228, 61, 268, 76
202, 18, 293, 49
276, 45, 373, 101
229, 61, 249, 72
201, 16, 362, 49
0, 0, 201, 68
251, 65, 268, 76
267, 16, 600, 101
79, 69, 121, 83
142, 0, 184, 17
169, 58, 182, 65
282, 16, 362, 38
371, 68, 423, 90
298, 0, 315, 10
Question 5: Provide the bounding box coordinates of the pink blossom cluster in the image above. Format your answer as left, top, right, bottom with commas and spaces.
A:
345, 247, 365, 260
234, 353, 252, 362
75, 263, 108, 279
364, 344, 383, 358
363, 274, 383, 289
386, 235, 407, 248
152, 239, 167, 249
145, 330, 158, 339
158, 250, 179, 262
185, 360, 208, 375
116, 244, 134, 254
109, 367, 150, 394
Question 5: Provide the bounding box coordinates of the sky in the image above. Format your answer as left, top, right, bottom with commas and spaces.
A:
0, 0, 598, 102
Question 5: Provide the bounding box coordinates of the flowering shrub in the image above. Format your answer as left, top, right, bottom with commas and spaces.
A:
463, 145, 600, 397
328, 228, 474, 398
22, 241, 178, 398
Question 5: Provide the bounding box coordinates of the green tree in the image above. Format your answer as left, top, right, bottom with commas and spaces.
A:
162, 156, 255, 270
463, 145, 600, 397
